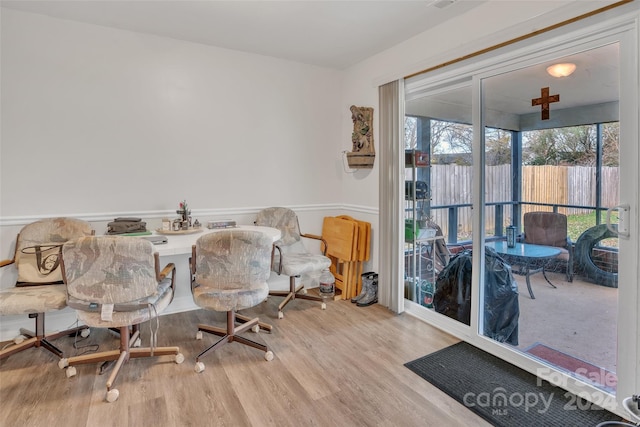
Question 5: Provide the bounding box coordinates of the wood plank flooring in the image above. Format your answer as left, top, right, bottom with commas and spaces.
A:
0, 297, 490, 427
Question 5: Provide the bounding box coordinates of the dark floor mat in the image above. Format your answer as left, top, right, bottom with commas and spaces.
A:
405, 341, 625, 427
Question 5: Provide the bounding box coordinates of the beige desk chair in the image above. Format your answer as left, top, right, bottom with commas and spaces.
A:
0, 218, 93, 360
58, 236, 183, 403
255, 207, 331, 318
190, 229, 274, 373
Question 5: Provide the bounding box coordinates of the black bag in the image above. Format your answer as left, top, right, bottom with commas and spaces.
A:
483, 247, 519, 345
433, 249, 472, 324
433, 247, 519, 345
107, 217, 147, 235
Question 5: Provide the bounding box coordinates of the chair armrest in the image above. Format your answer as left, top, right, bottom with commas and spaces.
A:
158, 262, 175, 282
0, 258, 15, 268
155, 252, 176, 302
188, 245, 198, 291
273, 244, 284, 274
1, 237, 18, 268
301, 233, 328, 256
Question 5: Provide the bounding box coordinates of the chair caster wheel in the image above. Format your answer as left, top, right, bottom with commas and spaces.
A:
195, 362, 205, 373
175, 353, 185, 364
65, 366, 77, 378
80, 328, 90, 338
106, 388, 119, 403
251, 325, 260, 333
58, 358, 69, 369
321, 302, 326, 310
278, 311, 283, 319
264, 351, 274, 361
196, 331, 203, 340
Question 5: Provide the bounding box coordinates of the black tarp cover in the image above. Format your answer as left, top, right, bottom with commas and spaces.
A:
433, 246, 519, 345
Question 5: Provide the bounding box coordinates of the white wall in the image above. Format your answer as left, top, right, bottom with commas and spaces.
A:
0, 9, 344, 219
0, 8, 358, 340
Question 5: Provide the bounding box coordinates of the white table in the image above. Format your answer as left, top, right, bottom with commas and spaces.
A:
152, 225, 281, 256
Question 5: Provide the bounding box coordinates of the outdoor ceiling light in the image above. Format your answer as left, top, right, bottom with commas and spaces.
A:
546, 63, 576, 77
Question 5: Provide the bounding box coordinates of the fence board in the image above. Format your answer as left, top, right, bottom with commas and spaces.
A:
408, 164, 620, 241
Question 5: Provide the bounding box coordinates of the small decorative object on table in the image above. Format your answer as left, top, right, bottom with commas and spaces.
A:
156, 200, 203, 235
507, 225, 516, 248
177, 200, 191, 223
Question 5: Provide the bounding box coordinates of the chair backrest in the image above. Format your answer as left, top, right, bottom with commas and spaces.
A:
15, 217, 93, 285
523, 212, 568, 248
194, 230, 272, 291
255, 207, 306, 253
62, 236, 158, 305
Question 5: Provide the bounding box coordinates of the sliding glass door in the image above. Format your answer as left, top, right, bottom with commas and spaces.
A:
402, 14, 638, 411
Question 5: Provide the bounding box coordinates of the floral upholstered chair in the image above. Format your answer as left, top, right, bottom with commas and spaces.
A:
254, 207, 331, 318
0, 217, 93, 360
191, 229, 274, 373
59, 236, 183, 402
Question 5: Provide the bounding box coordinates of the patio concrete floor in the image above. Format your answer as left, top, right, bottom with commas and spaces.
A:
512, 271, 618, 373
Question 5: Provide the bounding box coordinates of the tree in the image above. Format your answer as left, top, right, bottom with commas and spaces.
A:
523, 124, 619, 166
602, 122, 619, 166
405, 116, 417, 150
485, 128, 512, 165
406, 117, 620, 167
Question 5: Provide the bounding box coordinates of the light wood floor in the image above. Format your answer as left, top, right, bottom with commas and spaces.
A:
0, 296, 491, 427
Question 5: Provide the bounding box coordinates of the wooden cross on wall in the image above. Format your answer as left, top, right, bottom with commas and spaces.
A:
531, 87, 559, 120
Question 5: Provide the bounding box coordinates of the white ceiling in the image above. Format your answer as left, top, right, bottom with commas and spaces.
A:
405, 41, 620, 129
2, 0, 621, 123
0, 0, 488, 69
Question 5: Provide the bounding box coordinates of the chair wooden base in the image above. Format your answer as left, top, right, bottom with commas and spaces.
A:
0, 312, 88, 360
269, 276, 324, 318
59, 325, 182, 402
196, 311, 271, 362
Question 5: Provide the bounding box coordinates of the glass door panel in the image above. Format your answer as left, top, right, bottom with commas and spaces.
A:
480, 43, 620, 394
404, 84, 473, 325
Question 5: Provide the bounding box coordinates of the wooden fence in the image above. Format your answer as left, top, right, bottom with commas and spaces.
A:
407, 164, 619, 237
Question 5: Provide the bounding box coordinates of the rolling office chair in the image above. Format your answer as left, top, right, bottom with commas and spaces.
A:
190, 229, 274, 373
255, 207, 331, 318
522, 211, 574, 282
0, 218, 93, 360
58, 236, 183, 402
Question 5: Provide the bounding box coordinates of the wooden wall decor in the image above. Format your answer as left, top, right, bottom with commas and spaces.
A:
346, 105, 375, 168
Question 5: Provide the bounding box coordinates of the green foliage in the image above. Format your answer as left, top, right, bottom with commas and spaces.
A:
567, 211, 618, 244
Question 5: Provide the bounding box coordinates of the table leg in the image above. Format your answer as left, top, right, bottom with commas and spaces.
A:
541, 268, 557, 289
525, 268, 536, 299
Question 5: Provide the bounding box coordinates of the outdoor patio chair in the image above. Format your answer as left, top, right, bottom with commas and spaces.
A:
522, 211, 574, 282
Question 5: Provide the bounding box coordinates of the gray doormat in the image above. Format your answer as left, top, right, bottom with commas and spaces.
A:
404, 341, 625, 427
